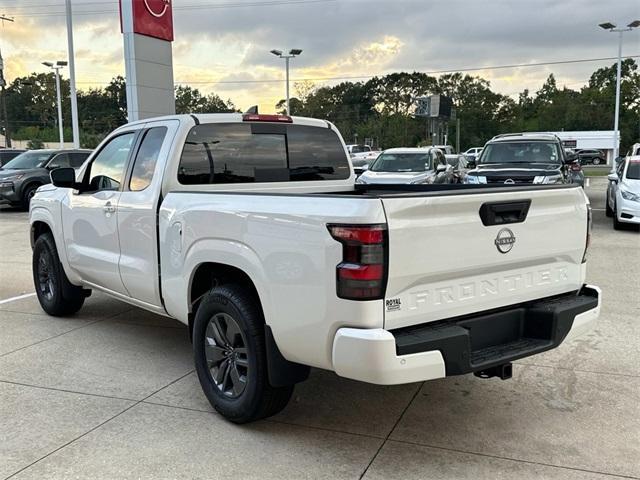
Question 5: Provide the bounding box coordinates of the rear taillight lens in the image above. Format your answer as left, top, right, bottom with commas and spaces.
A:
327, 224, 388, 300
582, 205, 592, 263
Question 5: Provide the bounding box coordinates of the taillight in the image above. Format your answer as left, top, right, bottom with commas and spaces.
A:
327, 224, 388, 300
582, 205, 592, 263
242, 114, 292, 123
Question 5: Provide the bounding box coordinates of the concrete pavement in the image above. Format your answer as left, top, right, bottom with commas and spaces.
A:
0, 178, 638, 479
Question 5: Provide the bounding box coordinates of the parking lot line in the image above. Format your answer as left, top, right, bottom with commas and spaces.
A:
0, 293, 36, 305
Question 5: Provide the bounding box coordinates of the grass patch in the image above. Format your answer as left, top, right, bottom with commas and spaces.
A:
583, 168, 611, 177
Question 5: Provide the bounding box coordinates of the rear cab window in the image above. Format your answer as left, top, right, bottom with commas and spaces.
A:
178, 122, 350, 185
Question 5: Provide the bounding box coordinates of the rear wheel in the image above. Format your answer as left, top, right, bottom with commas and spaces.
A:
592, 157, 601, 165
32, 233, 86, 316
193, 284, 293, 423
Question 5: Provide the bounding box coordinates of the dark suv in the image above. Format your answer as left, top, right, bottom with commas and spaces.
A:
464, 133, 573, 185
0, 149, 92, 209
576, 149, 604, 165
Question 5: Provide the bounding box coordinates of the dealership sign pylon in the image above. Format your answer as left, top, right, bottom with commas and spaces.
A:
119, 0, 175, 121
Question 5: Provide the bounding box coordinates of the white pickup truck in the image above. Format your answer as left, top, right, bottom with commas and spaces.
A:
30, 113, 601, 423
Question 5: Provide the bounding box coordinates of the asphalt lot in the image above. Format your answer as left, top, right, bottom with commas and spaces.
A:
0, 177, 638, 480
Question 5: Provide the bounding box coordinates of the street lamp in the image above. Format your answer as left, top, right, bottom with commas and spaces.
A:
270, 48, 303, 115
599, 20, 640, 170
42, 60, 68, 149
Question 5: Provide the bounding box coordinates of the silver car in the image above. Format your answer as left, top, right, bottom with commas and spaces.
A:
356, 147, 453, 185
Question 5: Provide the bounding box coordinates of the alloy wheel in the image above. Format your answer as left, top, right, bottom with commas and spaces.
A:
37, 250, 55, 302
204, 312, 249, 398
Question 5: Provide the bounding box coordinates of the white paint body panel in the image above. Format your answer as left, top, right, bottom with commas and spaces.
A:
332, 328, 446, 384
159, 192, 386, 369
381, 187, 590, 330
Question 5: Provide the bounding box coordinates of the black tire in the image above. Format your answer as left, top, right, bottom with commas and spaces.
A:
32, 233, 85, 316
592, 157, 601, 165
605, 198, 613, 217
193, 284, 293, 423
613, 202, 623, 230
21, 183, 41, 210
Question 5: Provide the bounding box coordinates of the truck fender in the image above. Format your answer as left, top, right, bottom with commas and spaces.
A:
30, 206, 83, 286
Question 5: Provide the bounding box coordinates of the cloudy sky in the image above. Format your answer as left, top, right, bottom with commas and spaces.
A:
0, 0, 638, 112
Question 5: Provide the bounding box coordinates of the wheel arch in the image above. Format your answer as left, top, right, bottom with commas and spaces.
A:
20, 180, 43, 199
187, 261, 309, 387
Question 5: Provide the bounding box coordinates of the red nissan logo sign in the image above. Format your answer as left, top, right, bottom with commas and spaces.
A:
120, 0, 174, 42
143, 0, 170, 18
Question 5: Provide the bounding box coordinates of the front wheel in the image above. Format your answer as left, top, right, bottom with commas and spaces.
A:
613, 202, 623, 230
193, 284, 293, 423
21, 183, 40, 210
592, 158, 601, 165
32, 233, 86, 316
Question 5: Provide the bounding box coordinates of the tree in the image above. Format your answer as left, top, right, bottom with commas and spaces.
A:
175, 85, 237, 114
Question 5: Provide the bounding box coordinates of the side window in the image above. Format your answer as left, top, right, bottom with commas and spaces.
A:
49, 153, 70, 168
70, 152, 89, 168
87, 133, 135, 192
179, 124, 287, 184
129, 127, 167, 191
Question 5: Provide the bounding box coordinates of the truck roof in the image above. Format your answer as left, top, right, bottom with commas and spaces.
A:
119, 113, 331, 130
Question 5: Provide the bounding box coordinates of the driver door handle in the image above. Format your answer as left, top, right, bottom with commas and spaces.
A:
103, 201, 116, 214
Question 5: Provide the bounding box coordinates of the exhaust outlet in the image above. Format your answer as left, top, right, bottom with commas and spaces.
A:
474, 363, 513, 380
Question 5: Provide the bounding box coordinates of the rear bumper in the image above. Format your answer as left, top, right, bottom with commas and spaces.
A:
332, 285, 601, 385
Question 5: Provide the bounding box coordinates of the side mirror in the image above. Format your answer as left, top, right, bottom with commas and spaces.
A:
607, 173, 618, 183
50, 167, 79, 189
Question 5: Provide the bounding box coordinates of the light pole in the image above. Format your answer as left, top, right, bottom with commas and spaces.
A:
599, 20, 640, 170
43, 61, 67, 149
65, 0, 80, 148
270, 49, 302, 115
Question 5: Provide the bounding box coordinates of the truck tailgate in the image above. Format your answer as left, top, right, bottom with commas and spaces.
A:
381, 186, 588, 330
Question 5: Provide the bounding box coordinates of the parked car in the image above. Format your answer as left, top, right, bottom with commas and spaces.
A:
444, 154, 471, 183
346, 144, 381, 175
356, 147, 453, 184
0, 149, 91, 209
625, 143, 640, 157
576, 149, 605, 165
465, 133, 571, 185
31, 113, 600, 424
565, 149, 585, 187
0, 149, 26, 166
463, 147, 483, 163
433, 144, 455, 155
463, 147, 483, 157
606, 155, 640, 229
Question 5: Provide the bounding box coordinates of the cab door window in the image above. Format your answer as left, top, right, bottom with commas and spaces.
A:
129, 127, 167, 191
86, 133, 135, 192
